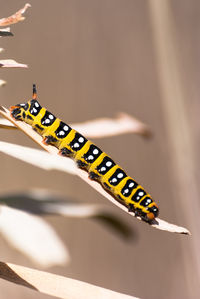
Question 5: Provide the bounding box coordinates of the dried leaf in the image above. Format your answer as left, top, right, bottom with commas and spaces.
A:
0, 206, 69, 267
0, 27, 13, 37
0, 189, 134, 240
0, 79, 6, 87
0, 106, 191, 234
0, 59, 28, 68
0, 118, 16, 128
0, 262, 139, 299
0, 141, 77, 174
0, 3, 31, 26
72, 113, 151, 138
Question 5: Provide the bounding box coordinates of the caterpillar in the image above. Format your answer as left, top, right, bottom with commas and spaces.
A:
10, 84, 159, 223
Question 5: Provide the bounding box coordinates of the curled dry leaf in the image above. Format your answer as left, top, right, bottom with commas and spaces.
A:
0, 206, 69, 267
0, 106, 191, 234
0, 59, 28, 68
0, 262, 139, 299
0, 113, 151, 138
0, 3, 31, 26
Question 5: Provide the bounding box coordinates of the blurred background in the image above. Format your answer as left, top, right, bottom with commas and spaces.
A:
0, 1, 199, 298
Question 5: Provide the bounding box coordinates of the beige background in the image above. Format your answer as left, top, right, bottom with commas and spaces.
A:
0, 1, 199, 298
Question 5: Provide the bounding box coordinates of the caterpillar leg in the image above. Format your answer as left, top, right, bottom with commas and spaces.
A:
42, 135, 58, 145
76, 160, 87, 169
88, 171, 100, 180
128, 205, 147, 221
59, 147, 73, 157
128, 204, 156, 223
128, 203, 135, 213
102, 182, 111, 190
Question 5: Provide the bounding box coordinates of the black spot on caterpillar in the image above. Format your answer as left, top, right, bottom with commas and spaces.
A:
10, 84, 159, 223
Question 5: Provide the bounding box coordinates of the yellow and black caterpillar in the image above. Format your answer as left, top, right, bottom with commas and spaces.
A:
10, 85, 159, 222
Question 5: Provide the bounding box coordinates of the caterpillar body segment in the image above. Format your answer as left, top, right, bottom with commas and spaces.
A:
10, 85, 159, 223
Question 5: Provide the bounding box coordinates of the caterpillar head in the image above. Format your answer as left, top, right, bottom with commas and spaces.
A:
10, 84, 40, 123
10, 102, 29, 120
